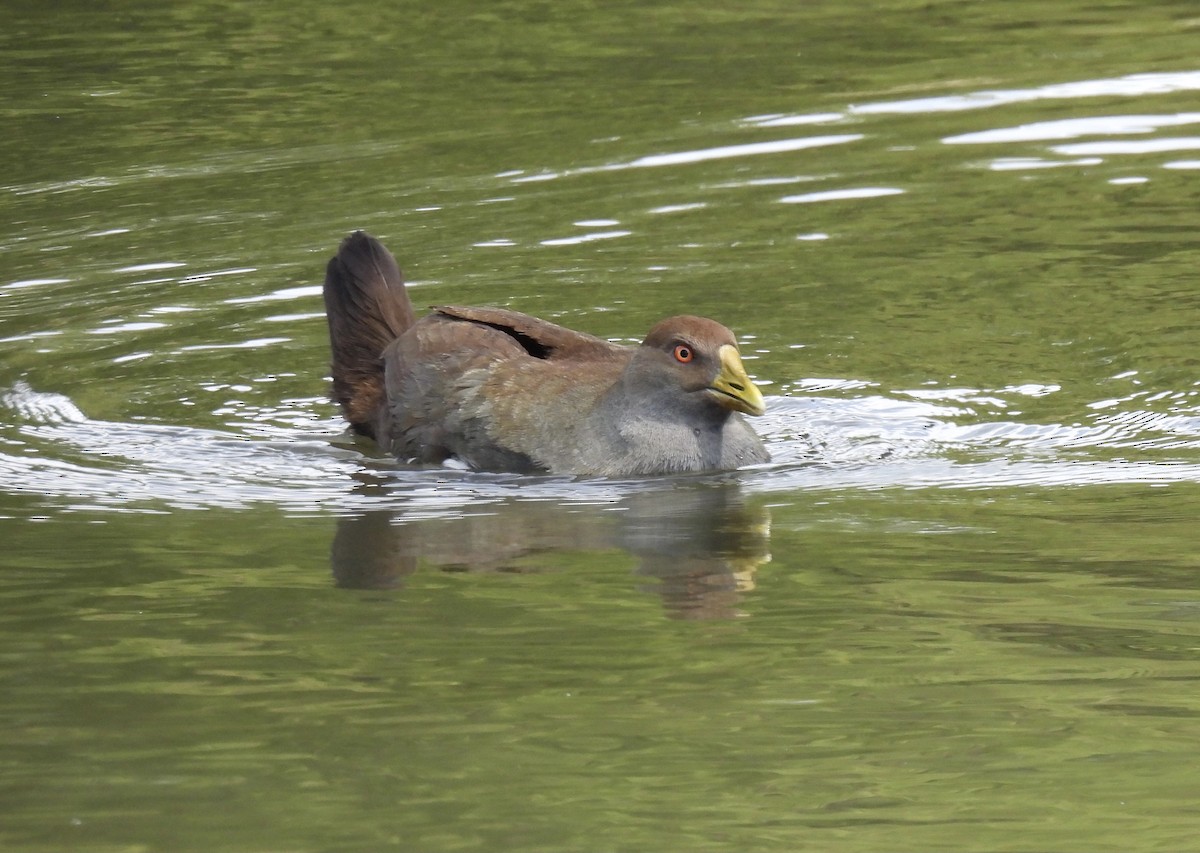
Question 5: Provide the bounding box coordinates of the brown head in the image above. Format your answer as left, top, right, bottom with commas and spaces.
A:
634, 315, 766, 417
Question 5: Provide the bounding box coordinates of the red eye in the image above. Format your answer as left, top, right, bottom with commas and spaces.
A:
673, 344, 693, 363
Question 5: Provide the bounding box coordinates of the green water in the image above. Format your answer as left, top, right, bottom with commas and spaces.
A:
3, 1, 1200, 850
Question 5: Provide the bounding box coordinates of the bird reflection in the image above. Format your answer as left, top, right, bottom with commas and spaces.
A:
331, 478, 771, 619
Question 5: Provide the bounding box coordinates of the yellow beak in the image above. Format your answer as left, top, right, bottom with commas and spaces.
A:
708, 344, 766, 416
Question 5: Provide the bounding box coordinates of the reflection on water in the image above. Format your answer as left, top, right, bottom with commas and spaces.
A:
332, 479, 771, 620
849, 70, 1200, 115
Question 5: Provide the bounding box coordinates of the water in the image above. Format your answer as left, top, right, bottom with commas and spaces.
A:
3, 1, 1200, 850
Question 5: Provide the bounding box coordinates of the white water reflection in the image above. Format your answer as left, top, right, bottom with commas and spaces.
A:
114, 262, 187, 273
627, 136, 863, 168
510, 134, 863, 184
493, 69, 1200, 215
1051, 137, 1200, 155
88, 321, 168, 335
540, 230, 631, 246
944, 113, 1200, 144
176, 337, 291, 352
225, 284, 322, 305
4, 382, 1200, 517
851, 70, 1200, 115
735, 73, 1200, 148
2, 278, 72, 291
986, 157, 1103, 171
648, 202, 707, 214
0, 330, 62, 344
742, 112, 845, 128
180, 267, 258, 284
714, 176, 828, 188
779, 187, 905, 204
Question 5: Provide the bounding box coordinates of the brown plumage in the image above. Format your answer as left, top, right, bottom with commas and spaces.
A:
323, 231, 770, 477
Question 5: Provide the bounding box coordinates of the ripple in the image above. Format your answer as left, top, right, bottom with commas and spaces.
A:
176, 337, 291, 352
509, 135, 863, 184
115, 262, 187, 273
986, 157, 1103, 171
540, 230, 631, 246
0, 330, 63, 344
5, 380, 1200, 516
5, 140, 411, 196
1051, 137, 1200, 156
88, 321, 169, 335
852, 71, 1200, 115
2, 277, 72, 291
626, 135, 863, 168
648, 203, 708, 214
180, 267, 258, 284
1, 382, 86, 424
779, 187, 905, 204
741, 112, 846, 128
943, 113, 1200, 145
224, 284, 322, 305
713, 176, 828, 188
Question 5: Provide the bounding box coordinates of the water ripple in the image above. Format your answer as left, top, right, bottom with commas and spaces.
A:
851, 70, 1200, 115
509, 134, 863, 184
4, 382, 1200, 517
943, 113, 1200, 145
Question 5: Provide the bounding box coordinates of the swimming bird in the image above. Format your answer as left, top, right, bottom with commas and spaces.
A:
322, 231, 769, 476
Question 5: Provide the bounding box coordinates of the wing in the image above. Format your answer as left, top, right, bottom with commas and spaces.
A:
378, 308, 633, 473
432, 306, 622, 361
377, 312, 531, 469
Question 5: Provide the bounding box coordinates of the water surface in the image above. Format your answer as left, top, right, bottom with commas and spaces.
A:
3, 1, 1200, 851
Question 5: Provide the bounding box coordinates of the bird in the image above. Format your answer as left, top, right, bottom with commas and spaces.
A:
322, 231, 769, 477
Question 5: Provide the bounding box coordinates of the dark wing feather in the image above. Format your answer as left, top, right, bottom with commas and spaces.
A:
433, 306, 621, 361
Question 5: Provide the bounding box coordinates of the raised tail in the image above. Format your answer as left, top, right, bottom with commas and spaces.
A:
323, 231, 416, 439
